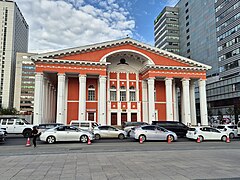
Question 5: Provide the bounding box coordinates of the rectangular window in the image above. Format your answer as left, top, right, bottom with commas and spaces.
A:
120, 91, 126, 101
185, 9, 189, 13
130, 91, 136, 101
88, 90, 95, 101
186, 22, 189, 26
187, 49, 190, 53
110, 91, 116, 101
186, 15, 189, 20
187, 35, 190, 40
187, 42, 190, 46
186, 28, 189, 33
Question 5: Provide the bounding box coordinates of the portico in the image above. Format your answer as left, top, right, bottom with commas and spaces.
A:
32, 38, 211, 126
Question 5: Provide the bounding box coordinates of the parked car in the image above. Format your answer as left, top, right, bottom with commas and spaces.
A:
70, 120, 98, 131
0, 117, 33, 137
0, 128, 7, 136
93, 125, 127, 140
151, 121, 189, 137
40, 125, 94, 144
122, 122, 149, 136
237, 121, 240, 136
34, 123, 63, 133
0, 128, 5, 143
186, 127, 228, 142
216, 125, 238, 139
130, 125, 177, 142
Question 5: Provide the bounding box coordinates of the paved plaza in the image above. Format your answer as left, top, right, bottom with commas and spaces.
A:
0, 143, 240, 180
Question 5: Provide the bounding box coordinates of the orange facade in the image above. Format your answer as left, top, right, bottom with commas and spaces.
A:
33, 38, 209, 125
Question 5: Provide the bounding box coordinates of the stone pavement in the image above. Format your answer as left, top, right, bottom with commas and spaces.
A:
0, 148, 240, 180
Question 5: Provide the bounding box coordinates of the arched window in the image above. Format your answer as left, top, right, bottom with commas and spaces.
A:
129, 86, 136, 101
88, 85, 95, 101
110, 86, 116, 101
120, 86, 126, 101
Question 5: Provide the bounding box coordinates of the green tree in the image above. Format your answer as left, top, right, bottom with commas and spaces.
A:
0, 108, 19, 115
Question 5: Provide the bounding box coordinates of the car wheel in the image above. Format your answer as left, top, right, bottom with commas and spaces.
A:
23, 130, 32, 138
95, 134, 101, 140
229, 133, 234, 139
118, 134, 124, 140
139, 135, 146, 142
199, 136, 204, 142
167, 135, 174, 142
80, 135, 88, 143
47, 136, 56, 144
221, 135, 227, 142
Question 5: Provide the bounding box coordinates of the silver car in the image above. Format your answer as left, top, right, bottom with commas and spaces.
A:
93, 125, 127, 140
40, 125, 94, 144
130, 125, 178, 142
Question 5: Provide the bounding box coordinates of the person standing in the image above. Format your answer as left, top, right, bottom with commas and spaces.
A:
32, 126, 38, 148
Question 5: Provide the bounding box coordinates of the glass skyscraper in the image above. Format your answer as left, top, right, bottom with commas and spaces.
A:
154, 0, 240, 123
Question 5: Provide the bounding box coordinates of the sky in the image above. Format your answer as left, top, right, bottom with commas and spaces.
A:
15, 0, 179, 53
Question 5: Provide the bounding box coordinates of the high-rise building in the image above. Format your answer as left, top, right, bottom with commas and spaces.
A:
0, 0, 29, 108
14, 52, 36, 114
154, 7, 180, 54
154, 0, 240, 123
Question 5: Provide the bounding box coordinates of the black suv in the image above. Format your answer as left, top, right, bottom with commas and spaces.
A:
151, 121, 189, 137
122, 122, 149, 129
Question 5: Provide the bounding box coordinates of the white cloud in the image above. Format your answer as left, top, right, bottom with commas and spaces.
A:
15, 0, 135, 53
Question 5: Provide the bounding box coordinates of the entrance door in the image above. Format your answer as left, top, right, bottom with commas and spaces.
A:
88, 112, 95, 121
131, 113, 137, 122
121, 113, 127, 124
111, 113, 117, 125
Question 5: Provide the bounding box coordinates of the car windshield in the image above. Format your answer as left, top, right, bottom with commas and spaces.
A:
188, 128, 196, 131
217, 126, 225, 129
22, 119, 30, 124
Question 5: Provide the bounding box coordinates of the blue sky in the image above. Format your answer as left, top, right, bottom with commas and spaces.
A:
16, 0, 179, 52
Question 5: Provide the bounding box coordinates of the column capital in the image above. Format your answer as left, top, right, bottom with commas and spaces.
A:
35, 72, 43, 76
57, 73, 65, 76
164, 77, 173, 81
79, 74, 86, 78
99, 75, 107, 79
181, 78, 190, 82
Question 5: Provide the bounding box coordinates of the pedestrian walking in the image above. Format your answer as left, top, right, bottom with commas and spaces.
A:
32, 126, 38, 148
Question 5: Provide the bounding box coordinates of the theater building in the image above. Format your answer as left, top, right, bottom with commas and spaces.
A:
31, 38, 211, 126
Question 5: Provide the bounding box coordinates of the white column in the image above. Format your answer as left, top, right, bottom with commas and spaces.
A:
117, 73, 121, 125
173, 81, 179, 121
126, 73, 131, 122
182, 78, 191, 126
33, 72, 44, 125
42, 78, 47, 123
53, 89, 56, 122
181, 87, 185, 123
190, 80, 197, 126
199, 79, 208, 126
98, 76, 107, 125
107, 72, 111, 125
49, 85, 54, 123
142, 80, 148, 123
147, 78, 155, 124
56, 73, 66, 124
165, 78, 173, 121
79, 74, 86, 121
65, 77, 68, 124
136, 74, 141, 122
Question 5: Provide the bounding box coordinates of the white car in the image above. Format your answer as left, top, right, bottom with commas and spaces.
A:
186, 127, 228, 142
216, 125, 238, 139
40, 125, 94, 144
130, 125, 178, 142
93, 125, 127, 140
